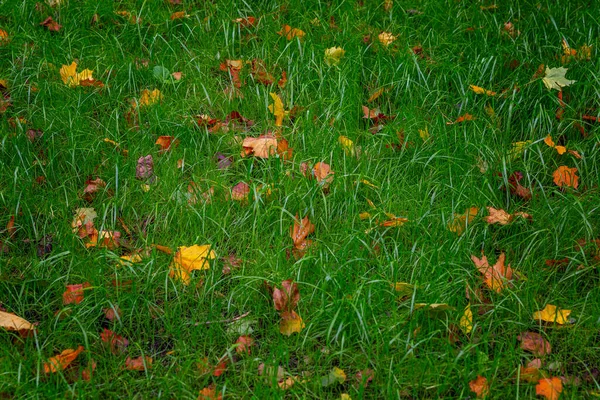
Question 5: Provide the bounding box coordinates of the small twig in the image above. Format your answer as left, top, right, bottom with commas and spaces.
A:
195, 311, 251, 326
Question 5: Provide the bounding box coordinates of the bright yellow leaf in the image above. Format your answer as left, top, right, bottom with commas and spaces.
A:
60, 62, 95, 88
169, 245, 216, 284
460, 304, 473, 334
338, 135, 355, 156
268, 92, 288, 126
139, 89, 162, 107
470, 85, 496, 96
533, 304, 571, 325
418, 126, 430, 141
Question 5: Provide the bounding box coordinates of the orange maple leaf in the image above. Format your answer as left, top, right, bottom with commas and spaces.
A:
470, 252, 515, 292
44, 346, 85, 374
469, 375, 489, 399
536, 377, 562, 400
552, 166, 579, 189
290, 215, 315, 257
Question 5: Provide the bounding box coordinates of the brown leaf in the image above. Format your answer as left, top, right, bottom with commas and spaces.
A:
241, 135, 278, 158
63, 283, 90, 305
446, 113, 475, 125
312, 162, 334, 187
198, 385, 223, 400
469, 375, 489, 398
279, 310, 305, 336
100, 328, 129, 354
273, 279, 300, 312
233, 16, 256, 28
220, 59, 243, 88
250, 59, 275, 85
362, 105, 394, 125
83, 178, 107, 202
170, 11, 187, 20
536, 377, 563, 400
0, 310, 35, 333
471, 252, 515, 293
81, 359, 97, 381
485, 207, 532, 225
517, 331, 552, 356
290, 215, 315, 257
40, 16, 62, 32
44, 346, 85, 374
553, 166, 579, 189
235, 335, 254, 355
103, 306, 122, 321
448, 207, 478, 235
502, 171, 532, 200
125, 356, 152, 371
231, 182, 250, 201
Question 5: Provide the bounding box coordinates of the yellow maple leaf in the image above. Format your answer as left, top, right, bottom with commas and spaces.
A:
138, 89, 162, 107
60, 62, 95, 88
169, 245, 216, 284
470, 85, 496, 96
459, 304, 473, 334
533, 304, 571, 325
268, 92, 288, 126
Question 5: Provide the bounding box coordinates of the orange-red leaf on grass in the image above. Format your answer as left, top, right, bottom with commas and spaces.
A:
83, 178, 106, 202
155, 136, 179, 152
40, 16, 62, 32
277, 25, 305, 40
469, 375, 489, 398
0, 29, 9, 45
103, 306, 122, 321
533, 304, 571, 325
100, 328, 129, 354
280, 310, 305, 336
290, 215, 315, 257
471, 252, 515, 293
63, 283, 90, 305
544, 136, 567, 155
519, 359, 543, 383
235, 335, 254, 355
169, 245, 216, 285
485, 207, 532, 225
233, 16, 256, 27
470, 85, 496, 96
81, 359, 97, 381
517, 331, 552, 356
6, 215, 16, 238
536, 377, 563, 400
231, 182, 250, 201
125, 356, 152, 371
448, 207, 478, 235
446, 113, 475, 125
552, 166, 579, 189
44, 346, 84, 374
198, 385, 223, 400
504, 171, 532, 200
313, 162, 334, 187
0, 310, 35, 333
213, 358, 228, 377
250, 59, 275, 85
219, 59, 243, 88
379, 214, 408, 228
170, 11, 188, 20
362, 105, 394, 125
273, 279, 300, 312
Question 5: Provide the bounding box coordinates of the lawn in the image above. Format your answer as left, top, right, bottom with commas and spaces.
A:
1, 0, 599, 398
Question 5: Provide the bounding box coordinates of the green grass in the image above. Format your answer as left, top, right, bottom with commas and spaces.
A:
1, 0, 600, 398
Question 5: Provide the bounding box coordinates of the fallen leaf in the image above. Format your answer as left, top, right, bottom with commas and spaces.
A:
460, 304, 473, 334
100, 328, 129, 354
44, 346, 84, 373
324, 47, 345, 66
446, 113, 475, 125
0, 29, 9, 45
552, 166, 579, 189
313, 162, 334, 187
233, 16, 256, 27
241, 135, 278, 158
413, 303, 455, 312
231, 182, 250, 201
170, 11, 188, 20
103, 306, 122, 321
138, 89, 162, 107
60, 62, 97, 88
155, 136, 179, 152
509, 141, 532, 160
470, 85, 496, 96
235, 335, 254, 355
280, 310, 305, 336
125, 356, 152, 371
273, 279, 300, 312
536, 377, 563, 400
368, 87, 385, 102
63, 283, 90, 305
0, 310, 35, 333
471, 252, 515, 293
392, 282, 415, 297
277, 25, 305, 40
83, 178, 106, 202
290, 215, 315, 257
543, 67, 575, 91
268, 93, 288, 126
517, 331, 551, 356
519, 362, 543, 383
362, 105, 394, 125
485, 207, 532, 225
533, 304, 571, 325
213, 358, 227, 377
378, 32, 396, 46
71, 208, 97, 237
321, 367, 346, 387
40, 16, 62, 32
169, 245, 216, 284
469, 375, 489, 399
81, 359, 97, 381
504, 171, 532, 200
198, 385, 223, 400
544, 136, 567, 155
136, 155, 155, 181
448, 207, 479, 235
220, 59, 243, 88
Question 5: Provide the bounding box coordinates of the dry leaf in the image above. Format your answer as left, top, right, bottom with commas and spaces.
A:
338, 135, 355, 156
471, 252, 514, 293
83, 178, 106, 202
44, 346, 84, 374
60, 62, 98, 88
446, 113, 475, 125
0, 29, 9, 45
63, 283, 90, 305
536, 377, 563, 400
268, 93, 288, 126
198, 385, 223, 400
170, 245, 216, 284
485, 207, 532, 225
170, 11, 187, 20
542, 67, 575, 91
233, 16, 256, 27
459, 304, 473, 334
280, 310, 305, 336
273, 279, 300, 312
100, 328, 129, 354
290, 215, 315, 257
313, 162, 334, 187
517, 331, 551, 356
324, 47, 345, 66
40, 16, 62, 32
544, 135, 567, 155
138, 89, 162, 107
277, 25, 305, 40
231, 182, 250, 201
0, 310, 35, 333
552, 166, 579, 189
155, 136, 178, 152
235, 335, 254, 355
125, 356, 152, 371
470, 85, 496, 96
469, 375, 489, 399
241, 135, 278, 158
533, 304, 571, 325
448, 207, 479, 235
378, 32, 396, 46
